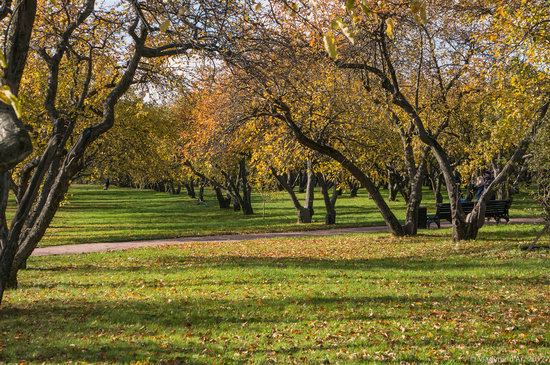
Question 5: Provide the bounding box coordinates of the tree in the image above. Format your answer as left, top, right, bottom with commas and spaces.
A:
528, 117, 550, 248
89, 97, 184, 190
319, 0, 549, 240
0, 0, 240, 306
178, 78, 256, 215
0, 0, 35, 172
216, 1, 438, 236
0, 0, 37, 306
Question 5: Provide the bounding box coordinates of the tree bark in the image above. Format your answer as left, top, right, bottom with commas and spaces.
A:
0, 0, 36, 172
184, 179, 196, 198
271, 167, 312, 223
214, 186, 231, 209
197, 180, 205, 203
347, 179, 359, 197
239, 157, 254, 215
304, 160, 315, 219
388, 168, 400, 201
318, 174, 337, 225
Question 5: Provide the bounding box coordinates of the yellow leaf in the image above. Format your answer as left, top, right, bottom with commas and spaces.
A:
386, 18, 395, 39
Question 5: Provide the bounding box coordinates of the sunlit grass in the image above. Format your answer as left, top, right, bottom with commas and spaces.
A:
1, 227, 548, 363
6, 184, 541, 247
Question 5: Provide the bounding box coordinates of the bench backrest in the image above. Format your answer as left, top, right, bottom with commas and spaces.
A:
436, 200, 510, 218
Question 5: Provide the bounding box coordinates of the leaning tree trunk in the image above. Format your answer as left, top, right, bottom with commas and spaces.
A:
338, 46, 469, 239
273, 99, 406, 236
2, 9, 147, 293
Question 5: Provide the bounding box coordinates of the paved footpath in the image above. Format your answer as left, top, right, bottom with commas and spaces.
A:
32, 217, 542, 257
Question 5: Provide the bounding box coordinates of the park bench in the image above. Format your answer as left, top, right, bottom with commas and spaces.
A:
427, 200, 511, 228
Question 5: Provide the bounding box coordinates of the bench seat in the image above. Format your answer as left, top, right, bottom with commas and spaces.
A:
427, 200, 511, 228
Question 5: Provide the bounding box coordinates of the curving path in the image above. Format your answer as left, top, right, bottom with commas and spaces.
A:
32, 217, 543, 257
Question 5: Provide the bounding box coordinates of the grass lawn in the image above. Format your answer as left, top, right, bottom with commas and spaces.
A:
6, 184, 541, 247
1, 225, 548, 363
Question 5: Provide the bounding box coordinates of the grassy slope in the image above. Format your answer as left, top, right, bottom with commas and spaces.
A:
1, 228, 548, 363
6, 184, 541, 247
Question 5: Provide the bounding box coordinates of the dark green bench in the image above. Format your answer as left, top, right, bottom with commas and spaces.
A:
427, 200, 511, 228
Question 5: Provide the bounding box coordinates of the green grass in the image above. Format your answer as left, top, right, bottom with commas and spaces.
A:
6, 184, 541, 247
1, 226, 548, 363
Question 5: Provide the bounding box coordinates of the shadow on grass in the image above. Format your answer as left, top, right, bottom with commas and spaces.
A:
0, 291, 530, 363
23, 253, 549, 281
3, 245, 547, 363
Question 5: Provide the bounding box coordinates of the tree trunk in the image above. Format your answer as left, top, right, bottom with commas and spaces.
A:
197, 181, 205, 203
297, 207, 313, 224
304, 160, 315, 218
402, 157, 428, 235
0, 0, 37, 172
388, 172, 399, 201
318, 174, 337, 225
271, 167, 312, 223
239, 158, 254, 215
298, 171, 307, 193
273, 99, 405, 236
214, 186, 231, 209
435, 173, 444, 204
184, 179, 196, 198
232, 197, 241, 211
0, 0, 38, 304
348, 179, 359, 197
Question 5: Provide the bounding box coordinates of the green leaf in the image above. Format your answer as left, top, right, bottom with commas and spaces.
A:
0, 85, 22, 118
332, 19, 355, 45
0, 52, 7, 69
360, 0, 371, 16
323, 31, 338, 60
410, 0, 428, 25
177, 7, 187, 17
160, 19, 171, 33
345, 0, 355, 12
